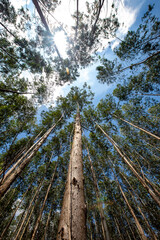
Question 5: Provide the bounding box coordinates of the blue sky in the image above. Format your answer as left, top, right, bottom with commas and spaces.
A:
45, 0, 160, 106
10, 0, 160, 112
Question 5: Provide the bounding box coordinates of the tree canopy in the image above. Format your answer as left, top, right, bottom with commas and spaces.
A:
0, 1, 160, 240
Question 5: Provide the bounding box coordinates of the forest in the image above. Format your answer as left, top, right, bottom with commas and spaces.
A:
0, 0, 160, 239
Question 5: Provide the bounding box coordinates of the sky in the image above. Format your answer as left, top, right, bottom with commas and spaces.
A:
10, 0, 160, 112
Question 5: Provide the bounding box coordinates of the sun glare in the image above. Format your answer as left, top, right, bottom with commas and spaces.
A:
54, 31, 68, 58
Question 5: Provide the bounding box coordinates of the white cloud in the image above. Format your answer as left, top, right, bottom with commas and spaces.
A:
10, 0, 31, 10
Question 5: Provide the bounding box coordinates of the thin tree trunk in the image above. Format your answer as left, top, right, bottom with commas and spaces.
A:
32, 0, 62, 60
122, 209, 137, 240
0, 181, 33, 239
114, 216, 124, 240
19, 203, 36, 240
111, 168, 147, 240
31, 163, 57, 239
57, 106, 86, 240
42, 204, 54, 240
14, 178, 44, 240
121, 173, 158, 240
0, 115, 63, 198
122, 148, 160, 198
93, 211, 100, 240
113, 115, 160, 140
95, 122, 160, 206
126, 230, 132, 240
85, 143, 110, 240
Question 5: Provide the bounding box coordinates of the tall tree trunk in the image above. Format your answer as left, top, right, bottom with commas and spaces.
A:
31, 163, 57, 240
42, 204, 54, 240
93, 211, 100, 240
0, 182, 33, 239
122, 209, 137, 240
19, 204, 35, 240
113, 115, 160, 140
95, 122, 160, 206
57, 106, 86, 240
111, 168, 147, 240
14, 178, 44, 240
85, 143, 110, 240
114, 216, 124, 240
0, 115, 63, 198
121, 173, 158, 240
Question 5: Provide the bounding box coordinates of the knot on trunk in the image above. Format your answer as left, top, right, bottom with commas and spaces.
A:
72, 177, 77, 186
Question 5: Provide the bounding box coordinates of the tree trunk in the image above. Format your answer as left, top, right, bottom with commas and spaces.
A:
114, 216, 124, 240
0, 115, 63, 198
14, 178, 44, 240
57, 106, 86, 240
31, 163, 57, 240
122, 209, 137, 240
92, 211, 100, 240
85, 143, 110, 240
113, 115, 160, 140
111, 169, 147, 240
95, 122, 160, 206
121, 173, 158, 240
0, 181, 33, 239
42, 204, 54, 240
19, 204, 35, 240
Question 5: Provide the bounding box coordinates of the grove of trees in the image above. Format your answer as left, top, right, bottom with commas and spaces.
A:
0, 0, 159, 239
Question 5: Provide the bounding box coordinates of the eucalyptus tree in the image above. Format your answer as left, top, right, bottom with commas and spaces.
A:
96, 4, 160, 99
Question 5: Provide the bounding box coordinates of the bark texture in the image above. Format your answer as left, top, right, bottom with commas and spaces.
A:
57, 110, 86, 240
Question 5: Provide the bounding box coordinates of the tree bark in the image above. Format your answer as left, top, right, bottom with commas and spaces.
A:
85, 143, 110, 240
95, 122, 160, 206
57, 107, 86, 240
113, 115, 160, 140
0, 115, 63, 198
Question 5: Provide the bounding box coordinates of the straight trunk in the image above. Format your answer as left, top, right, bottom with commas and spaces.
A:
42, 204, 54, 240
122, 209, 137, 240
57, 108, 86, 240
14, 178, 44, 240
31, 163, 57, 239
95, 122, 160, 206
111, 168, 147, 240
0, 115, 63, 198
113, 115, 160, 140
0, 182, 33, 239
121, 173, 158, 240
92, 211, 100, 239
114, 216, 124, 240
85, 144, 110, 240
19, 204, 35, 240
